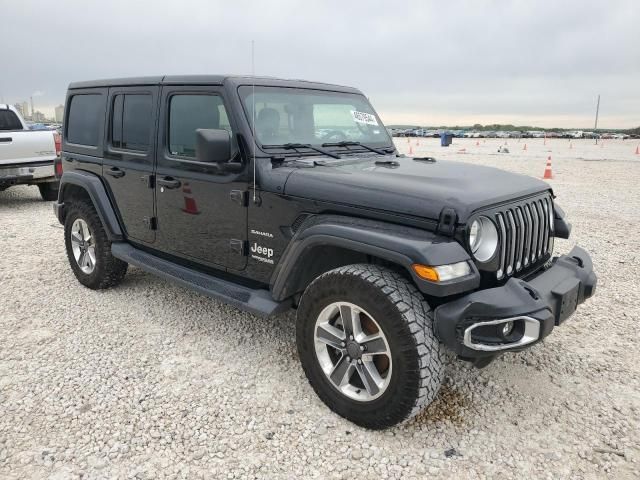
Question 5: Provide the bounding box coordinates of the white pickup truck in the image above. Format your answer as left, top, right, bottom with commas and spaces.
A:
0, 104, 60, 200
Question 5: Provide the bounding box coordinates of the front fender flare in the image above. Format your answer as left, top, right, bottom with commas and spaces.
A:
270, 215, 480, 300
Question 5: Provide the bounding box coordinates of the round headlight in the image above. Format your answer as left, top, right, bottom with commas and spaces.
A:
468, 216, 498, 262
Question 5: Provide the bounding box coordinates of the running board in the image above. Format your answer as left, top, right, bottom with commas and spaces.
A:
111, 243, 290, 317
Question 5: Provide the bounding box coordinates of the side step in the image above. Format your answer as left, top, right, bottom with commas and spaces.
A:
111, 243, 291, 317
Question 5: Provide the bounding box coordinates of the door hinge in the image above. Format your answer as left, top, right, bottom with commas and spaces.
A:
141, 174, 155, 188
230, 239, 248, 256
230, 190, 248, 207
144, 216, 157, 230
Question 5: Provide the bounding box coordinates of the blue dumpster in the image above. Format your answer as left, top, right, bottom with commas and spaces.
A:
440, 132, 453, 147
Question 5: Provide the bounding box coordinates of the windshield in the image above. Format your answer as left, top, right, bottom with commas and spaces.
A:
239, 86, 392, 149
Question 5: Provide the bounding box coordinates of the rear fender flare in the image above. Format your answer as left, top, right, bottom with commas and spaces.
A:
57, 171, 123, 241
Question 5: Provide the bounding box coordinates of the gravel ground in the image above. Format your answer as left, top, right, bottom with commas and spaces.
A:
1, 138, 639, 479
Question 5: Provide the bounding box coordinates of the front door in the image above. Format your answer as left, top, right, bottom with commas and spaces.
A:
102, 87, 158, 244
153, 87, 248, 271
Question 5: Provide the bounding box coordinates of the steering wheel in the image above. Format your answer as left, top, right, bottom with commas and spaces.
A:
321, 130, 348, 142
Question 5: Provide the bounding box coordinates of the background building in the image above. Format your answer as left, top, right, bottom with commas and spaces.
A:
21, 101, 30, 120
55, 104, 64, 123
32, 111, 46, 122
14, 103, 25, 117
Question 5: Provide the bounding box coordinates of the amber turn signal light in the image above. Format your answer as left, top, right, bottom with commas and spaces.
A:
412, 264, 440, 282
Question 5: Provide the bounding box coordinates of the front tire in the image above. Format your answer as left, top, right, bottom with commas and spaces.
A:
64, 201, 128, 289
296, 264, 444, 429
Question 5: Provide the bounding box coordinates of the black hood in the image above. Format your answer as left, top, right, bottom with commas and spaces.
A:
282, 155, 551, 223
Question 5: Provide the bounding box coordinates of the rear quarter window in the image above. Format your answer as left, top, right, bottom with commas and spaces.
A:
0, 110, 23, 131
66, 94, 103, 146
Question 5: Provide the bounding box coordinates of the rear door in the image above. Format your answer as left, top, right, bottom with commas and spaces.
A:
153, 86, 248, 271
102, 87, 158, 244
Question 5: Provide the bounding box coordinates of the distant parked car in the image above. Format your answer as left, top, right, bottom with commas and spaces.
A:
0, 104, 61, 200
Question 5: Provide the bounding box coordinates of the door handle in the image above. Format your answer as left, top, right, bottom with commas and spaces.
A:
157, 177, 181, 189
105, 167, 125, 178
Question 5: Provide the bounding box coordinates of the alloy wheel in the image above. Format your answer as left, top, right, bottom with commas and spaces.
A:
70, 218, 96, 274
314, 301, 392, 401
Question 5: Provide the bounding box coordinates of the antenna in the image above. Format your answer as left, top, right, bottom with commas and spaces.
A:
593, 94, 600, 145
251, 40, 257, 203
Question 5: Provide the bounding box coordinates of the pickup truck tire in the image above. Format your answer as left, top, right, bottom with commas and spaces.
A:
64, 200, 128, 289
296, 264, 444, 429
38, 182, 59, 201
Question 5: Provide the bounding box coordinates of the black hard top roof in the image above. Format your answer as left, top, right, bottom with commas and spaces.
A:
68, 75, 361, 94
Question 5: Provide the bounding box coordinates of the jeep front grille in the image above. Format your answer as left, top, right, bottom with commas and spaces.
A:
495, 195, 554, 280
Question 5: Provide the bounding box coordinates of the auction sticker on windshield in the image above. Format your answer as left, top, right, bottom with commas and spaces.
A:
351, 110, 378, 126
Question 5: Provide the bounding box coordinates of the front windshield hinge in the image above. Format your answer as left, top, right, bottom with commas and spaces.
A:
437, 207, 458, 237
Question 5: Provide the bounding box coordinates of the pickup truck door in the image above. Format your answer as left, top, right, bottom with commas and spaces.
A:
102, 87, 158, 244
153, 86, 248, 271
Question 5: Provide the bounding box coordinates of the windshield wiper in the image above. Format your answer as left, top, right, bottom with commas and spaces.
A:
322, 141, 390, 156
263, 143, 341, 159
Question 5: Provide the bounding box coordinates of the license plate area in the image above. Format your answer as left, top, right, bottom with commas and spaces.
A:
551, 278, 580, 325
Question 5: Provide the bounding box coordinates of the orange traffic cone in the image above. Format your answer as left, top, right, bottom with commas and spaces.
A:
542, 156, 553, 179
523, 143, 527, 151
635, 145, 639, 154
409, 145, 413, 155
182, 182, 200, 215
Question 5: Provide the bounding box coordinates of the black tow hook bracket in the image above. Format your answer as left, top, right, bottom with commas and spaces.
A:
437, 207, 458, 236
521, 282, 540, 300
570, 255, 584, 268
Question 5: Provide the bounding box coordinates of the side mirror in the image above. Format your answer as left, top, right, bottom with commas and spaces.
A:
195, 128, 231, 163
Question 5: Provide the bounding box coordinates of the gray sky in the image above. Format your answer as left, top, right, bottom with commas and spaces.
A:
3, 0, 639, 128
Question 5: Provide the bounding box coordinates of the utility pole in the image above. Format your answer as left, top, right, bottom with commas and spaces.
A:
593, 94, 600, 144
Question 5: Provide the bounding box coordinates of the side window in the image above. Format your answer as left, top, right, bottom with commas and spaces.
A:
0, 110, 23, 131
110, 94, 152, 152
66, 94, 102, 146
168, 95, 232, 158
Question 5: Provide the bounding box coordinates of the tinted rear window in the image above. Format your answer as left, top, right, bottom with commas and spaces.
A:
0, 110, 23, 131
117, 94, 152, 151
66, 94, 102, 146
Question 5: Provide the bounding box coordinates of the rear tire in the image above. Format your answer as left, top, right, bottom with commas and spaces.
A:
64, 200, 128, 289
296, 264, 444, 429
38, 182, 59, 201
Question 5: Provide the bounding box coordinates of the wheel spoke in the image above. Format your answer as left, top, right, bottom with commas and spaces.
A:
316, 324, 345, 349
355, 360, 382, 397
361, 334, 388, 355
339, 305, 362, 338
87, 248, 96, 269
78, 251, 87, 269
329, 354, 353, 387
71, 231, 82, 244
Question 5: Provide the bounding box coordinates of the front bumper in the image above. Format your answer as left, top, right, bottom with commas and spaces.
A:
434, 245, 596, 360
0, 161, 55, 187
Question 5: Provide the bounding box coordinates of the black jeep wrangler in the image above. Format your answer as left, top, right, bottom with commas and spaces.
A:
53, 75, 596, 429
